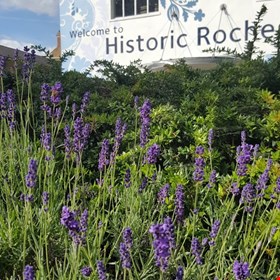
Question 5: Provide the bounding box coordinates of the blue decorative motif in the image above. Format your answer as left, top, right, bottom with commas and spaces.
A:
161, 0, 205, 22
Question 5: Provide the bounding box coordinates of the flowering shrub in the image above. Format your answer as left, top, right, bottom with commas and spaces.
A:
0, 47, 279, 280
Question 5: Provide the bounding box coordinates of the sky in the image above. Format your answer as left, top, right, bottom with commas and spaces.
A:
0, 0, 60, 53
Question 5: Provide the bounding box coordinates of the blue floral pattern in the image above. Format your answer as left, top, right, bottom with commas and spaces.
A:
161, 0, 205, 22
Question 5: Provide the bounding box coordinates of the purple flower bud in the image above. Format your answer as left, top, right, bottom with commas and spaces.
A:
73, 117, 91, 160
202, 237, 209, 246
176, 266, 184, 280
157, 184, 170, 204
207, 170, 217, 188
175, 184, 185, 223
191, 237, 203, 265
25, 159, 38, 188
193, 146, 205, 182
256, 159, 272, 192
80, 266, 92, 277
274, 177, 280, 194
145, 144, 160, 164
40, 128, 51, 151
72, 102, 77, 119
210, 220, 220, 239
0, 55, 6, 77
80, 91, 91, 114
98, 139, 110, 171
50, 82, 63, 104
124, 169, 131, 188
40, 83, 51, 102
119, 242, 131, 269
97, 261, 107, 280
123, 227, 133, 249
110, 118, 127, 163
232, 260, 250, 280
42, 191, 49, 205
149, 216, 175, 271
138, 176, 148, 193
240, 183, 256, 205
64, 125, 72, 158
140, 99, 152, 147
236, 132, 254, 177
231, 182, 240, 196
23, 265, 35, 280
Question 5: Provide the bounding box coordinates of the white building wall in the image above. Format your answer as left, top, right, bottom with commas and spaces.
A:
60, 0, 280, 72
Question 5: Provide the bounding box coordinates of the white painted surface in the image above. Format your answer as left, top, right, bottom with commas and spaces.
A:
60, 0, 280, 71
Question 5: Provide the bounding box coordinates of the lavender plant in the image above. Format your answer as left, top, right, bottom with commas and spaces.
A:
0, 49, 279, 280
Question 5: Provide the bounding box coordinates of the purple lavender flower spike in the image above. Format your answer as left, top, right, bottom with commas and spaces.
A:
80, 91, 91, 114
157, 183, 170, 204
110, 118, 127, 163
208, 128, 214, 151
202, 237, 209, 246
119, 242, 131, 269
209, 219, 220, 246
240, 183, 256, 205
175, 184, 185, 223
232, 260, 250, 280
274, 177, 280, 194
72, 102, 77, 119
97, 261, 107, 280
50, 82, 63, 105
124, 169, 131, 188
7, 89, 16, 130
64, 124, 72, 158
40, 128, 51, 151
98, 139, 110, 171
80, 266, 92, 277
145, 144, 160, 164
40, 83, 50, 102
0, 55, 6, 77
73, 117, 91, 160
191, 237, 203, 265
256, 158, 273, 192
123, 227, 133, 249
42, 191, 49, 211
231, 182, 240, 196
0, 92, 7, 118
23, 265, 35, 280
236, 131, 254, 177
140, 99, 152, 147
138, 176, 148, 193
149, 216, 175, 272
25, 194, 34, 202
25, 159, 38, 188
193, 146, 205, 182
80, 209, 89, 230
207, 170, 217, 188
42, 191, 49, 205
176, 266, 184, 280
210, 220, 220, 239
60, 206, 79, 230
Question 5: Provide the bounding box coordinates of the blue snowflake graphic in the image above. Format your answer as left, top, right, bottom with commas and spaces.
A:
161, 0, 205, 22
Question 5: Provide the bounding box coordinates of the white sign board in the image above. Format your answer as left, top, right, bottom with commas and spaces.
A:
60, 0, 280, 71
